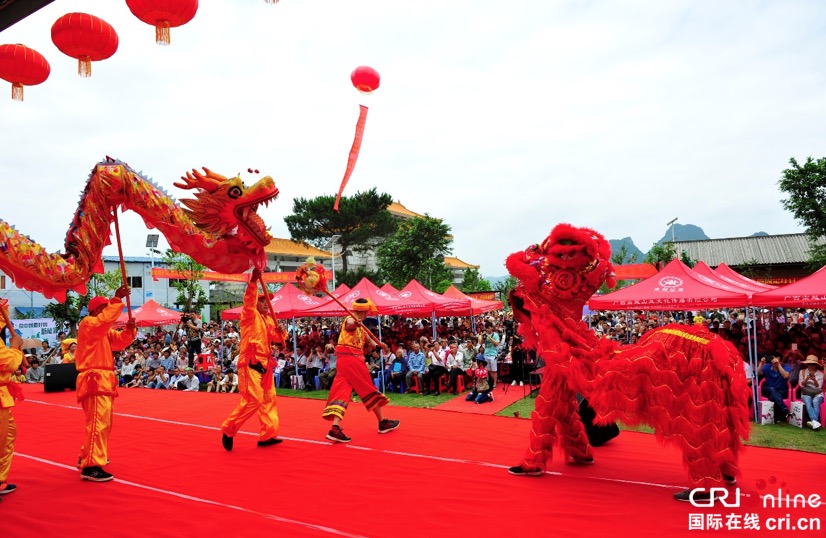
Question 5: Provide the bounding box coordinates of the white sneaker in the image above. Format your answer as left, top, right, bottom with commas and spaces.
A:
519, 381, 524, 386
813, 420, 821, 430
511, 380, 517, 386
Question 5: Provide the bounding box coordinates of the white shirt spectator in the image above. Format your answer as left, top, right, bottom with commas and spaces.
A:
220, 373, 239, 391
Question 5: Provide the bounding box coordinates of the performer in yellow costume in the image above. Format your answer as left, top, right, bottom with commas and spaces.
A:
0, 299, 25, 500
221, 268, 286, 451
77, 287, 136, 482
323, 298, 399, 443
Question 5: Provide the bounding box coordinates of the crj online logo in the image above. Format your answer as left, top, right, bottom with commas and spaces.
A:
687, 476, 822, 532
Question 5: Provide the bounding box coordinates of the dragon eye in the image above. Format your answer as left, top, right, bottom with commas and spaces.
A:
228, 186, 242, 199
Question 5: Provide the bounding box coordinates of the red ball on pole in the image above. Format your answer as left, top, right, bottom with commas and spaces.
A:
350, 66, 380, 94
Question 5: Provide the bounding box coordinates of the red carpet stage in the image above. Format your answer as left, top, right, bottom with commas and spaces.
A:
4, 388, 824, 537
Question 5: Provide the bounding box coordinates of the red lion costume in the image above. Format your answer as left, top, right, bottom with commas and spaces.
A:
507, 224, 750, 499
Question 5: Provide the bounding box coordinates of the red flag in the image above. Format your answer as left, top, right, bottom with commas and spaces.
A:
333, 105, 368, 211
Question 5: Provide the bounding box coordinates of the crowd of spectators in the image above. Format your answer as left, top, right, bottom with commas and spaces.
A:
587, 307, 825, 428
11, 305, 820, 428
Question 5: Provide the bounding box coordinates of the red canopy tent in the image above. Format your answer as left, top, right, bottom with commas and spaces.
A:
304, 277, 429, 317
692, 261, 768, 294
220, 283, 326, 320
442, 285, 503, 315
588, 259, 751, 310
751, 265, 826, 307
714, 263, 776, 291
380, 283, 399, 295
115, 299, 182, 327
394, 280, 470, 317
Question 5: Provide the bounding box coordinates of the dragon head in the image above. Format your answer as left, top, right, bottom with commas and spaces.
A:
174, 168, 278, 247
506, 223, 616, 307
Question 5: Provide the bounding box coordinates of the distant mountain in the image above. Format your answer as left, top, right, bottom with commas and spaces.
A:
608, 237, 645, 263
751, 231, 769, 237
655, 223, 710, 245
485, 275, 509, 288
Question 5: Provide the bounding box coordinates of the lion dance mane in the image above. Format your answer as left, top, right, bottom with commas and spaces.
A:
508, 223, 750, 488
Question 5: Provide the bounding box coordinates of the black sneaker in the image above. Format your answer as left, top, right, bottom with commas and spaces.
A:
508, 466, 543, 477
567, 455, 595, 465
674, 489, 710, 502
326, 425, 351, 443
0, 482, 17, 495
80, 467, 113, 482
222, 433, 234, 452
257, 438, 283, 447
378, 419, 400, 434
723, 474, 736, 485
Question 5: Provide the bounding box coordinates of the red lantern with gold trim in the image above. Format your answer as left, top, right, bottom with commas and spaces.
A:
51, 13, 118, 78
350, 66, 380, 94
333, 66, 381, 211
126, 0, 198, 46
0, 44, 50, 101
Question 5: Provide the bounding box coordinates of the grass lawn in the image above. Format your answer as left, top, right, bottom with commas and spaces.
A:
495, 396, 826, 455
276, 388, 825, 455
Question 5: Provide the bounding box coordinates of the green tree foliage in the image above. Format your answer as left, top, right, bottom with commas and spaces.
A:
679, 249, 696, 268
43, 270, 124, 336
644, 242, 677, 270
162, 249, 207, 314
335, 267, 382, 288
284, 189, 398, 273
44, 292, 86, 337
492, 276, 518, 311
778, 156, 826, 267
89, 270, 123, 297
377, 216, 453, 289
460, 268, 492, 292
599, 244, 635, 293
434, 279, 454, 294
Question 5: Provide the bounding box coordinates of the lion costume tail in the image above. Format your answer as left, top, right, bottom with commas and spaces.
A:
582, 324, 751, 488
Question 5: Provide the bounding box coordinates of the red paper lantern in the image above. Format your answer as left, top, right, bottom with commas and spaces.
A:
0, 44, 50, 101
51, 13, 118, 78
350, 66, 380, 94
126, 0, 198, 46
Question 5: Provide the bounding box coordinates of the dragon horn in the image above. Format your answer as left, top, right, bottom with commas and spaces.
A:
172, 167, 225, 193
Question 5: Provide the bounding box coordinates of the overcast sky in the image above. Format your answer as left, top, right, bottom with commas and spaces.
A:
1, 0, 824, 280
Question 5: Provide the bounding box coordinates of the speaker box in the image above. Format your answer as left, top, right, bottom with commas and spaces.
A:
44, 363, 79, 392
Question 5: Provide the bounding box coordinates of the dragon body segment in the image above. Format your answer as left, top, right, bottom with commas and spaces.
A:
0, 158, 278, 302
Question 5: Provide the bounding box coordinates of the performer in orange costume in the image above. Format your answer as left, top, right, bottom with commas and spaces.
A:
77, 286, 136, 482
0, 299, 26, 500
221, 267, 286, 451
323, 298, 399, 443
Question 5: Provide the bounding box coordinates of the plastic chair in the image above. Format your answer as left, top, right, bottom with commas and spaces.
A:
758, 379, 792, 409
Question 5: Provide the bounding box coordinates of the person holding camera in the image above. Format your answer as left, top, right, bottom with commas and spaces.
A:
182, 315, 202, 368
759, 354, 791, 423
76, 286, 137, 482
220, 268, 286, 451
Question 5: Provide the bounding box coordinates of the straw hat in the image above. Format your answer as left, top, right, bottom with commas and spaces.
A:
802, 355, 823, 368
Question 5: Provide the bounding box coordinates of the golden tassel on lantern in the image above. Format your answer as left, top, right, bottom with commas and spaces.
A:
78, 55, 92, 78
11, 82, 23, 101
155, 21, 171, 46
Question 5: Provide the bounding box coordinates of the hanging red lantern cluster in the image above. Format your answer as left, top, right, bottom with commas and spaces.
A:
51, 13, 118, 78
0, 44, 50, 101
126, 0, 199, 46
